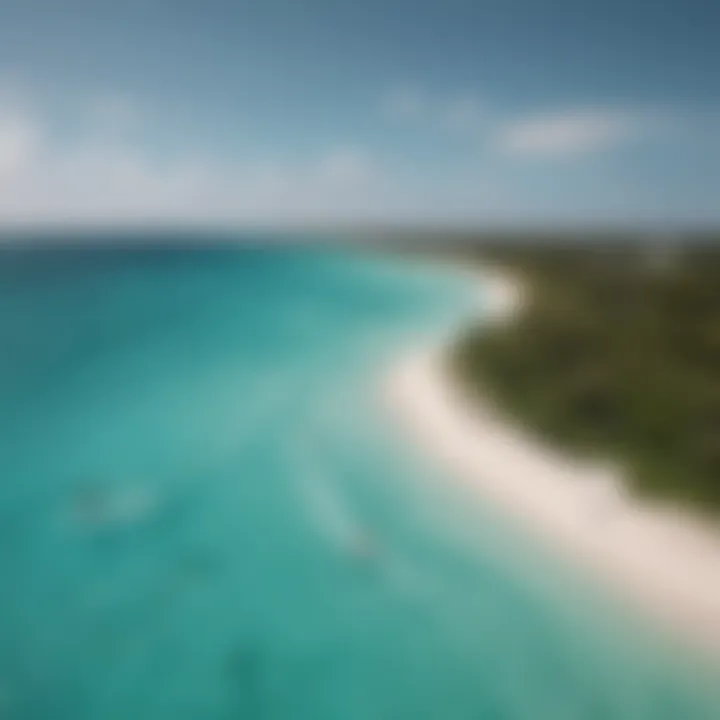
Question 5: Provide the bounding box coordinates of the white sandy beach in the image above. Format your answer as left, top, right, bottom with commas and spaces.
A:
387, 267, 720, 655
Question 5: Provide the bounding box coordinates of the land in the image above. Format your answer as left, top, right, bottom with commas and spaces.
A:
452, 240, 720, 514
385, 234, 720, 653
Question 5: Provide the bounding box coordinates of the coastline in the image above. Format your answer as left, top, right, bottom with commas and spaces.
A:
386, 264, 720, 657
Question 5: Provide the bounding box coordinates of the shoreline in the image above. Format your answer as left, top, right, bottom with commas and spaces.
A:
386, 265, 720, 658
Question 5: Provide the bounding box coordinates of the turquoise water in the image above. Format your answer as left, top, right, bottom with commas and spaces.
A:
1, 241, 719, 719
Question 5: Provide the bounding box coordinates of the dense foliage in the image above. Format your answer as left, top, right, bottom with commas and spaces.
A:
452, 242, 720, 512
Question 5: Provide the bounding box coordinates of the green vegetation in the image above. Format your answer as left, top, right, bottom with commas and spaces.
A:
451, 240, 720, 513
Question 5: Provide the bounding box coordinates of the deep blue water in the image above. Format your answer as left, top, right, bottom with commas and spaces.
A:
1, 240, 719, 719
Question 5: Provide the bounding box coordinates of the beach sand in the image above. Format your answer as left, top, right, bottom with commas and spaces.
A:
386, 266, 720, 656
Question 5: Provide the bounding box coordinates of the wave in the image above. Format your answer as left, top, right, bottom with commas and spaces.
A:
71, 484, 158, 530
289, 438, 378, 561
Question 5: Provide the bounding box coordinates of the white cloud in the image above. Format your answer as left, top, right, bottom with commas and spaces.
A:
0, 76, 401, 225
86, 94, 143, 137
0, 80, 41, 182
384, 85, 488, 136
383, 85, 425, 121
0, 82, 703, 226
385, 87, 674, 158
316, 146, 374, 188
0, 113, 39, 181
443, 95, 487, 132
495, 108, 645, 157
0, 92, 384, 224
0, 150, 382, 223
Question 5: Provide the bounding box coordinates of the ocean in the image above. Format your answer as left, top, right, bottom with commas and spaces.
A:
1, 238, 719, 719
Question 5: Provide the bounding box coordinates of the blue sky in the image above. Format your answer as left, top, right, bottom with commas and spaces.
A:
0, 0, 717, 226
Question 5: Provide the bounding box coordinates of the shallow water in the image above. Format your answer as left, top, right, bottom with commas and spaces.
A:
1, 240, 719, 719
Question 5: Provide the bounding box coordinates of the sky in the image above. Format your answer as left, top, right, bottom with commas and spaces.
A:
0, 0, 717, 227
